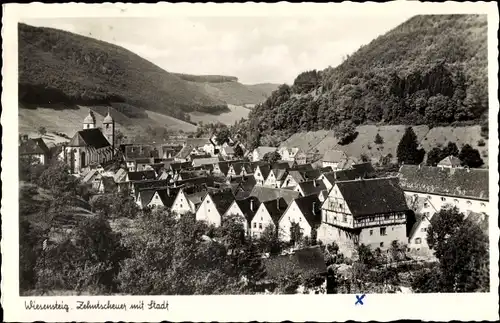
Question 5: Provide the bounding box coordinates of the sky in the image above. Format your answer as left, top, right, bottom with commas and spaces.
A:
22, 15, 415, 84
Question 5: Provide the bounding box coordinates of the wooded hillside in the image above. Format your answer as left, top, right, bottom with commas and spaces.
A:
18, 23, 229, 122
241, 15, 488, 147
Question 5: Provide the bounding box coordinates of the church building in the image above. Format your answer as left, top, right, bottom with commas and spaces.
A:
63, 110, 116, 175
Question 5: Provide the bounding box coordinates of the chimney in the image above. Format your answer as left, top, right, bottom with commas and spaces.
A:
312, 202, 316, 215
313, 179, 318, 187
250, 198, 254, 212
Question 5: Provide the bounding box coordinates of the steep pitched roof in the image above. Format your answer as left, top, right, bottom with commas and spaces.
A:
169, 162, 192, 172
235, 196, 261, 223
263, 198, 289, 225
336, 177, 409, 217
81, 169, 98, 183
292, 195, 322, 227
250, 186, 300, 205
297, 180, 327, 196
210, 191, 236, 215
301, 169, 322, 181
187, 190, 208, 206
323, 150, 347, 163
438, 156, 461, 167
19, 138, 50, 155
335, 163, 376, 181
132, 180, 169, 193
320, 172, 337, 185
113, 168, 127, 183
176, 176, 214, 188
138, 189, 157, 208
254, 146, 277, 156
287, 170, 305, 183
263, 245, 327, 280
256, 164, 271, 180
156, 188, 179, 208
398, 165, 489, 200
68, 128, 110, 149
127, 170, 157, 181
290, 164, 314, 172
176, 145, 195, 159
192, 157, 220, 167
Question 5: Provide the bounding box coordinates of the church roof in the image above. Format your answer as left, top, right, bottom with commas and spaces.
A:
68, 128, 111, 149
103, 112, 114, 124
83, 110, 96, 124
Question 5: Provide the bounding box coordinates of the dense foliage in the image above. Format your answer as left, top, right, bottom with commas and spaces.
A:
412, 207, 489, 292
459, 144, 484, 168
397, 127, 425, 165
426, 142, 459, 166
18, 23, 229, 122
238, 15, 487, 146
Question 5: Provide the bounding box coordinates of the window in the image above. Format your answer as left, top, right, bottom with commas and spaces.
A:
208, 209, 210, 212
180, 204, 183, 209
261, 217, 263, 221
453, 199, 459, 204
427, 196, 431, 200
253, 223, 256, 228
384, 215, 390, 220
369, 230, 373, 236
369, 216, 375, 222
415, 238, 422, 244
441, 197, 446, 202
466, 200, 472, 205
380, 227, 387, 236
207, 200, 210, 204
480, 202, 486, 207
380, 242, 384, 248
424, 203, 429, 208
259, 223, 262, 229
343, 215, 347, 222
421, 227, 427, 232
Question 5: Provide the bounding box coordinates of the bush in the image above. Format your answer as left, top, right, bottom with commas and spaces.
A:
374, 133, 384, 144
477, 139, 486, 147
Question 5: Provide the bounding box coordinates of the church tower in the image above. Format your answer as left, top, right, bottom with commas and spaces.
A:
83, 110, 96, 129
103, 109, 115, 150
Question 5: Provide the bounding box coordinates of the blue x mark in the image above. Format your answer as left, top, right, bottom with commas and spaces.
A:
355, 294, 366, 305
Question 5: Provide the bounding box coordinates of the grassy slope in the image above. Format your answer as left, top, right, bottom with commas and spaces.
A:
18, 23, 227, 119
281, 125, 489, 166
189, 104, 251, 126
19, 104, 197, 140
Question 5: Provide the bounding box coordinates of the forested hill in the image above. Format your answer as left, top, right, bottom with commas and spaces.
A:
18, 23, 229, 122
243, 14, 488, 143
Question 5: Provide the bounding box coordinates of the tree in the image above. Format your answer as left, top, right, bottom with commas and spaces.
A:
259, 224, 282, 256
374, 133, 384, 144
215, 127, 231, 146
38, 126, 47, 136
289, 222, 303, 247
37, 161, 79, 195
442, 142, 459, 157
356, 244, 376, 268
426, 147, 443, 166
397, 127, 425, 165
262, 151, 281, 164
422, 206, 489, 292
459, 144, 484, 168
233, 144, 244, 158
359, 153, 370, 163
335, 121, 357, 145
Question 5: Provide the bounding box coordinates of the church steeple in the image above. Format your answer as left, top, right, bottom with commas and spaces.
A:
83, 109, 96, 129
103, 107, 115, 150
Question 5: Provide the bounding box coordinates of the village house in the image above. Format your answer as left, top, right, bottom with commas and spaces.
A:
174, 145, 197, 162
398, 165, 489, 253
317, 172, 336, 191
278, 147, 307, 165
192, 156, 220, 168
62, 110, 115, 175
213, 161, 231, 177
251, 146, 277, 162
126, 170, 157, 182
224, 196, 261, 235
19, 137, 52, 165
318, 177, 411, 257
123, 144, 159, 172
170, 188, 206, 216
317, 162, 376, 190
322, 150, 348, 170
195, 190, 235, 227
263, 167, 288, 188
135, 187, 178, 210
220, 145, 235, 159
437, 155, 461, 169
229, 175, 257, 199
254, 164, 271, 186
185, 137, 215, 156
281, 170, 306, 189
278, 195, 322, 242
81, 169, 103, 191
293, 179, 327, 197
250, 198, 288, 238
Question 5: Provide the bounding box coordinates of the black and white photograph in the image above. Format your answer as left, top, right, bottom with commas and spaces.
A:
2, 2, 499, 322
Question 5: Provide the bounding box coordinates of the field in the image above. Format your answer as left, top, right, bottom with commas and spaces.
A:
189, 104, 251, 125
280, 125, 489, 166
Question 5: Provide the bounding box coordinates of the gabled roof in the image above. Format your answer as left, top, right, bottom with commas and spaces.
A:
113, 168, 127, 183
156, 188, 179, 208
319, 166, 333, 173
262, 198, 289, 225
263, 245, 326, 280
176, 176, 214, 188
301, 169, 322, 181
398, 165, 489, 200
286, 170, 305, 183
176, 145, 195, 159
210, 191, 236, 215
169, 162, 192, 171
256, 164, 271, 179
320, 172, 337, 185
138, 189, 157, 208
127, 170, 157, 181
216, 161, 231, 175
323, 150, 347, 163
19, 138, 50, 155
229, 175, 257, 196
297, 180, 327, 197
186, 137, 211, 147
192, 157, 220, 167
336, 177, 409, 217
68, 128, 110, 149
335, 162, 376, 181
250, 186, 300, 205
124, 145, 159, 160
81, 169, 99, 183
253, 146, 277, 156
132, 180, 169, 194
438, 155, 461, 167
272, 161, 290, 170
178, 170, 209, 180
235, 196, 261, 223
292, 195, 322, 227
187, 190, 208, 206
290, 164, 314, 172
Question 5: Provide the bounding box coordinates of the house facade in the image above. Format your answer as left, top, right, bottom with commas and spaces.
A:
322, 150, 348, 170
278, 195, 322, 242
19, 137, 51, 165
252, 146, 277, 162
318, 178, 410, 257
250, 198, 287, 238
195, 191, 234, 227
279, 147, 307, 165
224, 196, 260, 235
170, 189, 198, 216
